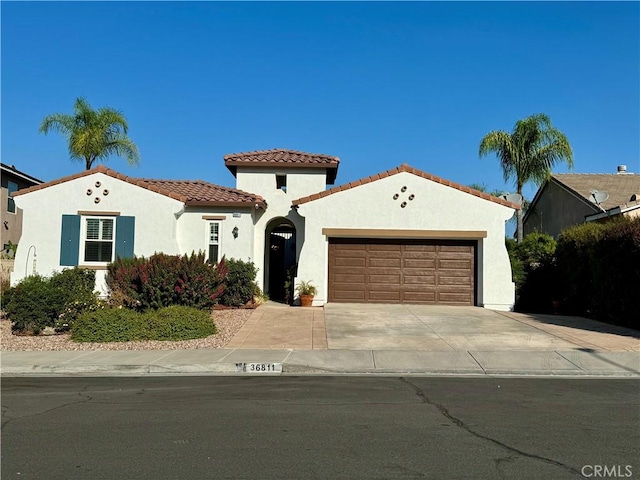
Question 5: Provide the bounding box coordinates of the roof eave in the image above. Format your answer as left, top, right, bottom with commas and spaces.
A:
185, 200, 267, 209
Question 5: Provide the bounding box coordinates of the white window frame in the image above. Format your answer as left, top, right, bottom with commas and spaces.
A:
79, 216, 116, 266
207, 221, 221, 264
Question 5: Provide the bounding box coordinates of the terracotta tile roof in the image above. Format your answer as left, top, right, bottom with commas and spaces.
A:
552, 173, 640, 211
224, 148, 340, 184
139, 179, 266, 208
13, 164, 266, 208
292, 164, 521, 209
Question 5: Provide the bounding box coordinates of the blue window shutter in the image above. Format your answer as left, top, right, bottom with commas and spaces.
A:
115, 216, 135, 259
60, 215, 80, 266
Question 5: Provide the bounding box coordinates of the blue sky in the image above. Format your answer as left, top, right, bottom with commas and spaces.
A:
2, 1, 639, 207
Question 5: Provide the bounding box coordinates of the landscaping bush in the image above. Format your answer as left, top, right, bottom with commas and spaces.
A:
142, 305, 216, 340
555, 222, 607, 316
507, 232, 558, 312
71, 305, 215, 342
71, 307, 141, 342
556, 218, 639, 327
6, 268, 97, 334
219, 258, 259, 307
5, 275, 58, 334
106, 252, 229, 311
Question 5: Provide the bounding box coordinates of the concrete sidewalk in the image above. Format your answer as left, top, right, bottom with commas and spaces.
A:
1, 348, 638, 377
2, 302, 638, 377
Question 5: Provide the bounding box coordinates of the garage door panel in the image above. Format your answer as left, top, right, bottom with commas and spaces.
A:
369, 258, 402, 268
368, 274, 401, 285
438, 292, 473, 304
403, 259, 437, 268
333, 290, 366, 301
438, 244, 473, 253
404, 244, 437, 252
439, 275, 472, 286
333, 274, 366, 283
404, 274, 436, 285
333, 257, 366, 267
403, 291, 437, 303
439, 259, 472, 270
368, 290, 402, 302
368, 244, 402, 252
328, 238, 475, 305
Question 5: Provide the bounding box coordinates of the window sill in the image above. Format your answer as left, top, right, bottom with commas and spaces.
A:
78, 264, 109, 270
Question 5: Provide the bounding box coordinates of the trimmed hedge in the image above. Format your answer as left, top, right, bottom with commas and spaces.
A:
219, 258, 260, 307
5, 269, 97, 334
106, 252, 229, 311
71, 305, 216, 342
556, 218, 640, 328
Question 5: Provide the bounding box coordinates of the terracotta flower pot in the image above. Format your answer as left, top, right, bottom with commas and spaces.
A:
300, 294, 314, 307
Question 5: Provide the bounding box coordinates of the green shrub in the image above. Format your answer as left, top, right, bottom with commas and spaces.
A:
71, 307, 141, 342
106, 252, 229, 311
142, 305, 216, 340
71, 305, 216, 342
219, 258, 259, 307
6, 268, 97, 334
5, 275, 58, 334
507, 233, 557, 312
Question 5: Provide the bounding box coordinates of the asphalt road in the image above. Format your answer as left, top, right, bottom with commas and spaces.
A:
2, 376, 638, 480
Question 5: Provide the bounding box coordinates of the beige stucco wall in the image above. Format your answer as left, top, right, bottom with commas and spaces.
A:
235, 167, 328, 291
296, 171, 516, 310
11, 172, 184, 294
176, 207, 256, 264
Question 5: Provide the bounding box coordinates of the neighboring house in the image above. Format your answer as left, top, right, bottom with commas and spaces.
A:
0, 163, 43, 256
523, 166, 640, 238
12, 149, 519, 310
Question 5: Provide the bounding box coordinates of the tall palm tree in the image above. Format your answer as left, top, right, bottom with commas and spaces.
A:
479, 113, 573, 242
40, 97, 140, 170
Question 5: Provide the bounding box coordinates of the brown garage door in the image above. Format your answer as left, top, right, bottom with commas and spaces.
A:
328, 238, 476, 305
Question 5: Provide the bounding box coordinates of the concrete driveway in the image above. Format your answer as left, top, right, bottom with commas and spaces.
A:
324, 303, 640, 352
227, 301, 639, 352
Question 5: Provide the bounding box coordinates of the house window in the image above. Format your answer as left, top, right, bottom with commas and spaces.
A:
60, 214, 134, 267
7, 181, 18, 213
208, 221, 220, 263
276, 175, 287, 192
83, 217, 115, 263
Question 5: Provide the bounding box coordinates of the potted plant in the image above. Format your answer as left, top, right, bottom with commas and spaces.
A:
296, 280, 317, 307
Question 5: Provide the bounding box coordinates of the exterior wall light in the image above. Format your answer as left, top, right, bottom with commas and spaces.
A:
232, 226, 239, 239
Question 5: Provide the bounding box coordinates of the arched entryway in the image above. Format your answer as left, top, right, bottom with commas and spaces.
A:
265, 218, 297, 303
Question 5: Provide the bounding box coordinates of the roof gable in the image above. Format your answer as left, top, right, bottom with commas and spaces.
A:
224, 148, 340, 184
292, 164, 520, 209
12, 164, 266, 208
552, 173, 640, 211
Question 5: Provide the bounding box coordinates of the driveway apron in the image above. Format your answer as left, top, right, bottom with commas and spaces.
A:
323, 303, 640, 352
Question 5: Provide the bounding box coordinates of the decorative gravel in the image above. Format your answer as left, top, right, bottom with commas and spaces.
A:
0, 308, 254, 351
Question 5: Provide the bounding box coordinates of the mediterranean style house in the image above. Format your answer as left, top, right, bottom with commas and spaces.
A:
11, 149, 519, 310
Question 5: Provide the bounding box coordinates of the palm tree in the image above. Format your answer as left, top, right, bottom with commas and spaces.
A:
479, 113, 573, 242
40, 97, 140, 170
